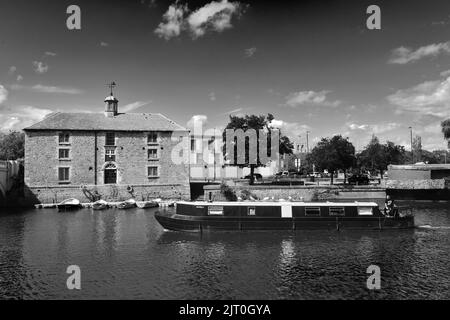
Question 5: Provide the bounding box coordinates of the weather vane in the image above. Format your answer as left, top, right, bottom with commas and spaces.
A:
106, 81, 117, 96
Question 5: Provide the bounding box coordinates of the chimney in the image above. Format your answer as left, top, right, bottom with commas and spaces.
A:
104, 95, 119, 117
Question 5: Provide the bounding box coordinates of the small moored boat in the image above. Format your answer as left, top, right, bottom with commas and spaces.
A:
155, 200, 414, 232
92, 199, 108, 210
57, 198, 82, 211
136, 200, 159, 209
117, 199, 136, 209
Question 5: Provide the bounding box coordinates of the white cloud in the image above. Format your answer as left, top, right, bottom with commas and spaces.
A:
44, 51, 57, 57
440, 69, 450, 77
10, 84, 83, 94
187, 114, 208, 129
244, 47, 256, 58
187, 0, 244, 38
348, 123, 369, 131
285, 90, 341, 107
155, 1, 245, 40
387, 76, 450, 117
269, 119, 310, 137
8, 66, 16, 75
0, 85, 8, 105
154, 3, 187, 40
121, 101, 151, 113
0, 105, 53, 131
31, 84, 83, 94
348, 122, 400, 134
33, 61, 49, 74
388, 41, 450, 64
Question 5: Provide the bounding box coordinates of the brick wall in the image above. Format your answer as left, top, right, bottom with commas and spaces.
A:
24, 130, 190, 203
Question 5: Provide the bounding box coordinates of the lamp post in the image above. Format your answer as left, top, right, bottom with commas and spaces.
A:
408, 126, 413, 164
306, 131, 310, 154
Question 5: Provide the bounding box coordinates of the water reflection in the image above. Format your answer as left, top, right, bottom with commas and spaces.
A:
0, 202, 449, 299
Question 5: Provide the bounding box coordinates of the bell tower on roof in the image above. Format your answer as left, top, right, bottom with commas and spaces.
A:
104, 81, 119, 117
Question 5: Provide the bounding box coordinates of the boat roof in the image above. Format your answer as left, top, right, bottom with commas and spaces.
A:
178, 201, 379, 207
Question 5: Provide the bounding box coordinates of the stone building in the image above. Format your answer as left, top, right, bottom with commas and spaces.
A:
23, 93, 190, 203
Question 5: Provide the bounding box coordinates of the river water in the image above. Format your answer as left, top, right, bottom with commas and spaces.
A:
0, 201, 449, 300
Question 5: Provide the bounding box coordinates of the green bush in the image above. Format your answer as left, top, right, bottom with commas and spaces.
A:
220, 183, 237, 201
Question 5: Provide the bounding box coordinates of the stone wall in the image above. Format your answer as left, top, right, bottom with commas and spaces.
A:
25, 183, 189, 204
386, 179, 446, 189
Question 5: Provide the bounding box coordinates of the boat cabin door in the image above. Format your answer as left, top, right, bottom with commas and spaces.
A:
281, 205, 292, 218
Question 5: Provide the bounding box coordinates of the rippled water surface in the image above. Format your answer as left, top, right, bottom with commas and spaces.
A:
0, 201, 449, 299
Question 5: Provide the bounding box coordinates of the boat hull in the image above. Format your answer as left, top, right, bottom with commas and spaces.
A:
155, 210, 415, 232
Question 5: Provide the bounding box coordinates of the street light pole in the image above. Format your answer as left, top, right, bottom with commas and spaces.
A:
306, 131, 310, 153
409, 126, 413, 164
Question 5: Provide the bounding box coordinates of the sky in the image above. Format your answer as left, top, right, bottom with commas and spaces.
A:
1, 0, 450, 151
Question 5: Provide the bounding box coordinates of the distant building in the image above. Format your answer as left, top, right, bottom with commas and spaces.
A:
23, 92, 190, 203
386, 164, 450, 200
188, 132, 280, 181
387, 164, 450, 180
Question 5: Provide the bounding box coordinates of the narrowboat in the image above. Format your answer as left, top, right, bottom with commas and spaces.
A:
155, 201, 414, 232
57, 198, 82, 211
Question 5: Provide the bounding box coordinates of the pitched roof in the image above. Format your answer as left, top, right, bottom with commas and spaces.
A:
24, 112, 187, 132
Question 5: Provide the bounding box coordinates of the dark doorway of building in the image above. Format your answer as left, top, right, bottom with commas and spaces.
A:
104, 164, 117, 184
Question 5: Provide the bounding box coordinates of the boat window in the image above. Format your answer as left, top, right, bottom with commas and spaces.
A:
305, 207, 321, 216
248, 207, 255, 216
358, 206, 373, 215
329, 207, 345, 216
208, 205, 223, 215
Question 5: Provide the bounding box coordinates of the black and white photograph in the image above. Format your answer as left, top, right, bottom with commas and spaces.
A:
0, 0, 449, 305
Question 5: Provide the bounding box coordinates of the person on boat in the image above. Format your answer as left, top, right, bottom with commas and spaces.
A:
384, 195, 397, 217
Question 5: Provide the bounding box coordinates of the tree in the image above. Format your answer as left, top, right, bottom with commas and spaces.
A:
442, 119, 450, 149
0, 131, 25, 160
421, 150, 440, 164
357, 135, 386, 175
384, 141, 406, 165
307, 135, 355, 184
223, 114, 293, 184
412, 135, 422, 163
357, 136, 406, 177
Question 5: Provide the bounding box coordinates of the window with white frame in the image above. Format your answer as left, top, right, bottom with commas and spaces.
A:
58, 167, 70, 182
58, 148, 70, 159
358, 207, 373, 215
305, 207, 321, 216
59, 132, 70, 144
148, 148, 158, 160
147, 132, 158, 144
329, 207, 345, 216
105, 147, 116, 162
147, 166, 158, 177
105, 132, 115, 146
